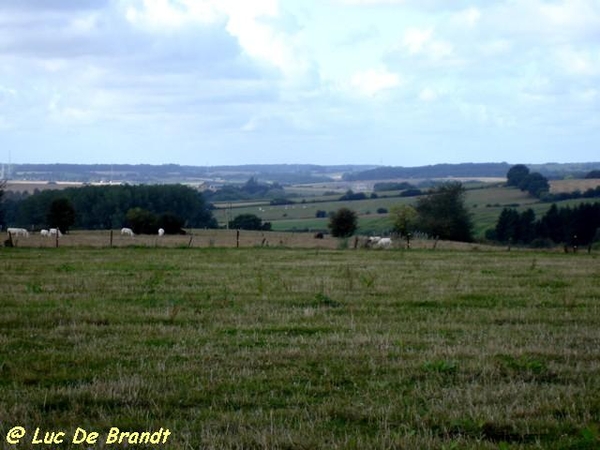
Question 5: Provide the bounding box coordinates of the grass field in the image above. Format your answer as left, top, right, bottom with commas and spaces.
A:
550, 179, 600, 194
1, 244, 599, 449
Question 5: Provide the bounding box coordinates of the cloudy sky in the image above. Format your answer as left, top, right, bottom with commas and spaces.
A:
0, 0, 599, 167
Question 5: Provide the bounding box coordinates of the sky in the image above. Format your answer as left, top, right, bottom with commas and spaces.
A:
0, 0, 599, 167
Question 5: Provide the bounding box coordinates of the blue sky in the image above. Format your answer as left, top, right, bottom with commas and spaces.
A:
0, 0, 599, 166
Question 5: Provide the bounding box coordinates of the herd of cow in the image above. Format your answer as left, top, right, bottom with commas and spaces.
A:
120, 227, 165, 237
4, 227, 395, 248
4, 227, 165, 239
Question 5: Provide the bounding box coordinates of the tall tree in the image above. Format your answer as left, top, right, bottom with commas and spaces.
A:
47, 197, 76, 233
506, 164, 530, 187
537, 203, 565, 244
495, 208, 520, 243
328, 207, 358, 238
519, 172, 550, 198
390, 204, 418, 237
415, 182, 474, 242
518, 208, 537, 244
126, 207, 158, 234
229, 213, 270, 231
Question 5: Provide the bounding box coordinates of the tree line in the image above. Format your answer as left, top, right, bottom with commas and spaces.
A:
2, 184, 216, 233
507, 164, 600, 201
204, 177, 286, 202
489, 203, 600, 249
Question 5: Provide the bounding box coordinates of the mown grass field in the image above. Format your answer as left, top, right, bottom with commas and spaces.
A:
1, 244, 599, 449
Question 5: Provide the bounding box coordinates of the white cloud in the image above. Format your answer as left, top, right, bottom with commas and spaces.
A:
429, 40, 453, 60
402, 27, 433, 55
125, 0, 220, 29
335, 0, 407, 4
555, 47, 600, 77
539, 0, 600, 31
0, 116, 12, 130
462, 7, 481, 27
419, 87, 437, 102
576, 88, 598, 102
222, 1, 308, 79
68, 13, 101, 34
350, 68, 401, 97
478, 39, 512, 57
0, 85, 17, 99
399, 27, 455, 62
124, 0, 308, 80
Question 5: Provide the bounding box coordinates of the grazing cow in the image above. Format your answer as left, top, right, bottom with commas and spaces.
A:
375, 237, 393, 249
121, 227, 134, 237
7, 227, 29, 237
364, 236, 381, 248
49, 228, 62, 237
158, 228, 165, 236
40, 229, 49, 237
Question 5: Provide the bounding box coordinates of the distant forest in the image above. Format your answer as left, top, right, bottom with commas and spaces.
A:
5, 163, 376, 185
4, 162, 600, 185
343, 162, 600, 182
343, 163, 512, 181
3, 184, 216, 232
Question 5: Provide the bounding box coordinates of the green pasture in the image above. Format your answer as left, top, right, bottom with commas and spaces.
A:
1, 246, 599, 449
214, 185, 600, 239
213, 186, 545, 238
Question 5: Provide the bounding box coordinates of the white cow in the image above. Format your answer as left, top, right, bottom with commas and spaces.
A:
7, 227, 29, 237
121, 227, 134, 237
49, 228, 62, 237
375, 237, 393, 249
158, 228, 165, 236
40, 229, 49, 237
365, 236, 381, 247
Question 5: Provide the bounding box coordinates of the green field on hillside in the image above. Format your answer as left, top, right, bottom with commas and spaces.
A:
1, 246, 599, 449
212, 185, 584, 238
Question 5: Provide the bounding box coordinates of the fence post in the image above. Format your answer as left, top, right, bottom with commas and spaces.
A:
236, 230, 240, 248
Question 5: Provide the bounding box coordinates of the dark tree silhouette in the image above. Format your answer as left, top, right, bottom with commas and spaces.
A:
229, 213, 271, 231
415, 182, 474, 242
519, 172, 550, 198
506, 164, 530, 187
126, 208, 158, 234
0, 180, 5, 228
328, 207, 358, 238
47, 197, 76, 233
